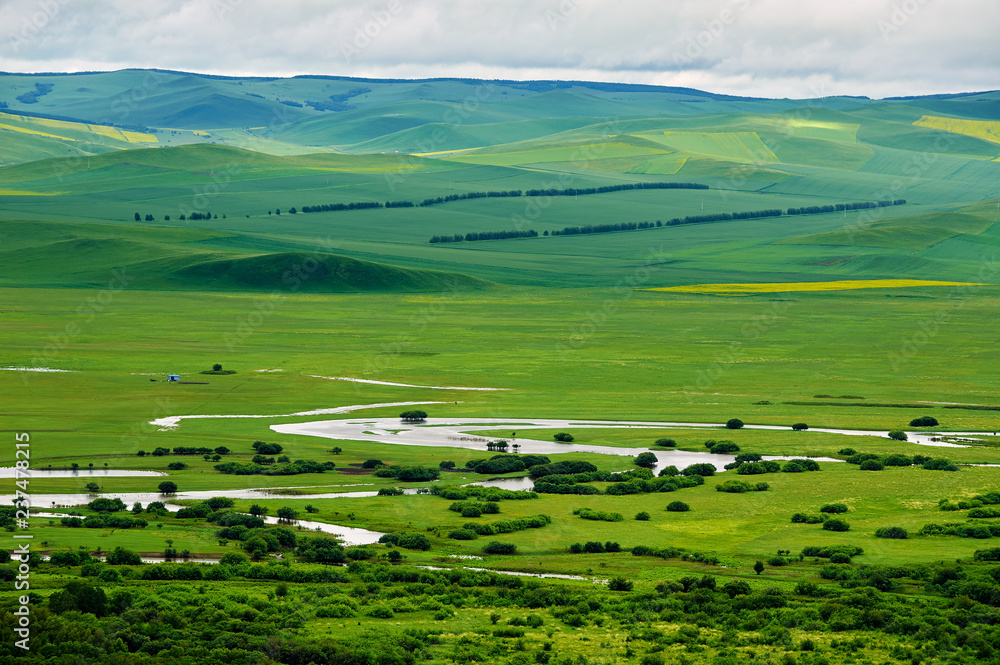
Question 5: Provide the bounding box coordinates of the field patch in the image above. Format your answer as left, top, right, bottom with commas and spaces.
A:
647, 279, 983, 294
644, 131, 778, 163
914, 115, 1000, 147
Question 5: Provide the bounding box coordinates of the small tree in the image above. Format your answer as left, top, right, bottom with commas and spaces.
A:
888, 430, 907, 441
305, 505, 319, 513
792, 423, 809, 431
276, 507, 299, 522
212, 363, 223, 372
726, 418, 745, 430
553, 432, 574, 442
400, 410, 427, 422
634, 452, 658, 468
753, 560, 765, 575
654, 438, 676, 447
158, 481, 178, 494
249, 504, 268, 516
85, 482, 100, 493
635, 511, 650, 521
909, 416, 938, 427
330, 447, 342, 455
666, 501, 690, 512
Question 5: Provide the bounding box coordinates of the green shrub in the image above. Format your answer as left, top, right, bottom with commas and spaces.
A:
709, 441, 740, 454
666, 501, 690, 512
859, 460, 884, 471
838, 448, 856, 456
635, 511, 650, 521
726, 418, 745, 429
483, 542, 517, 555
910, 416, 939, 427
874, 526, 908, 539
654, 438, 676, 447
887, 430, 907, 441
634, 452, 658, 468
792, 423, 809, 431
681, 463, 716, 477
608, 576, 633, 591
820, 503, 848, 514
553, 432, 574, 442
823, 519, 850, 532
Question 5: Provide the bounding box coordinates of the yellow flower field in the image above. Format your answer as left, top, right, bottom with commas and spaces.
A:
647, 279, 984, 294
914, 115, 1000, 146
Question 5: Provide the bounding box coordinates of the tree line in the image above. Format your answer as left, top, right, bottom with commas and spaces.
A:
426, 198, 909, 243
297, 182, 709, 216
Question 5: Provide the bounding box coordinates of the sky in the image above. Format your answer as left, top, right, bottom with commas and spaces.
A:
0, 0, 996, 99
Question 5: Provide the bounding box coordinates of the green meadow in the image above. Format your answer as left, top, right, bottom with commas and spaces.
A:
2, 70, 1000, 664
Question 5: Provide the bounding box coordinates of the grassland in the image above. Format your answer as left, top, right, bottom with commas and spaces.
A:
2, 72, 1000, 664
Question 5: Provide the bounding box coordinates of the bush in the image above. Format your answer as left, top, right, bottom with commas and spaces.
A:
781, 461, 804, 473
553, 432, 574, 442
874, 526, 908, 539
838, 448, 856, 456
654, 438, 676, 447
634, 452, 658, 468
157, 481, 177, 494
448, 529, 478, 540
573, 508, 623, 522
166, 462, 188, 471
820, 503, 848, 514
399, 410, 427, 421
791, 513, 826, 524
439, 461, 456, 469
709, 441, 740, 454
792, 423, 808, 431
973, 547, 1000, 561
887, 430, 907, 441
923, 458, 958, 471
666, 501, 690, 512
483, 542, 517, 555
360, 459, 383, 469
396, 533, 431, 550
105, 547, 142, 566
859, 460, 884, 471
726, 418, 744, 429
608, 576, 633, 591
823, 519, 850, 532
635, 511, 650, 521
717, 480, 754, 493
910, 416, 939, 427
681, 463, 715, 477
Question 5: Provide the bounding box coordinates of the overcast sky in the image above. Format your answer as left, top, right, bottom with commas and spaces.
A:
0, 0, 995, 99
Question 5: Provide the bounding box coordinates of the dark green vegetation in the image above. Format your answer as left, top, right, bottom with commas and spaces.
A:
3, 70, 1000, 664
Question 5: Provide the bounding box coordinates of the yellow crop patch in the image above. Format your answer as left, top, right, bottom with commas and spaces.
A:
648, 279, 984, 294
0, 123, 76, 141
0, 189, 60, 196
914, 116, 1000, 145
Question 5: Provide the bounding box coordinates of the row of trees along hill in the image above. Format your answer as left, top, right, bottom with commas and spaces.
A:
133, 212, 223, 222
427, 198, 907, 243
298, 182, 709, 215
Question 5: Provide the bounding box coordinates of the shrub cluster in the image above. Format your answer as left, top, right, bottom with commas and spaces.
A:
572, 508, 623, 522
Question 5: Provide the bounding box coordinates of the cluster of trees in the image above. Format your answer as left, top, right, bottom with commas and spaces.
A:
431, 485, 538, 501
939, 492, 1000, 511
786, 199, 906, 215
465, 453, 550, 474
549, 220, 659, 237
139, 445, 229, 457
717, 479, 770, 493
527, 182, 708, 197
429, 228, 539, 243
420, 190, 523, 206
300, 200, 383, 213
377, 532, 432, 550
8, 551, 1000, 663
919, 522, 1000, 539
568, 540, 622, 553
448, 500, 501, 517
572, 507, 624, 522
846, 451, 957, 472
214, 459, 336, 475
448, 515, 551, 540
61, 515, 148, 529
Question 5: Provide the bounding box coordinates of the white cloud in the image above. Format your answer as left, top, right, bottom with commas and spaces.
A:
0, 0, 996, 98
